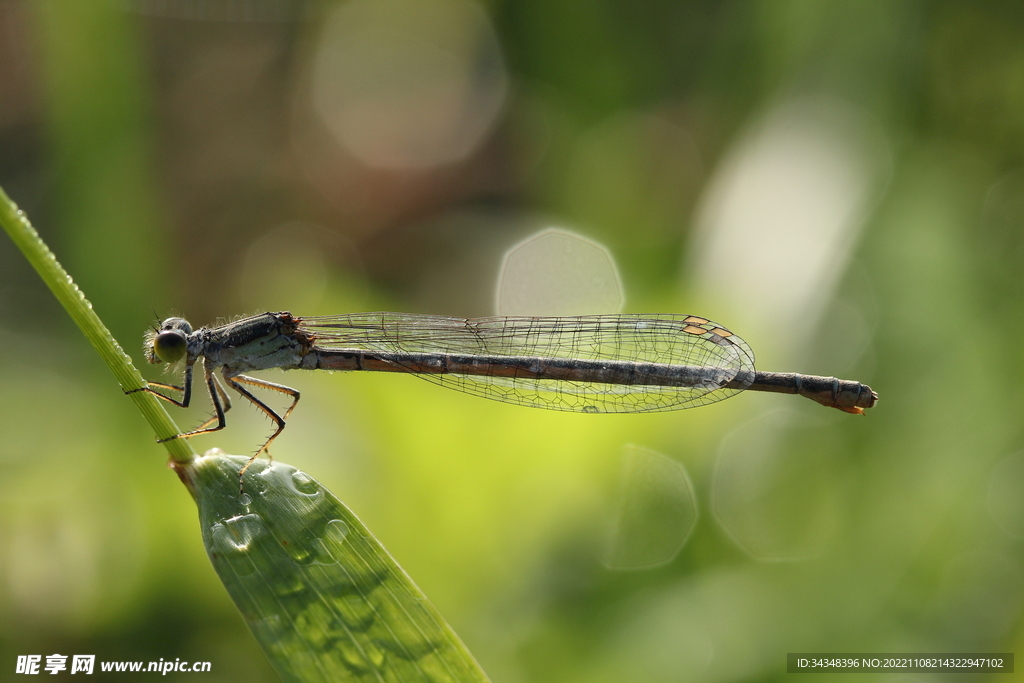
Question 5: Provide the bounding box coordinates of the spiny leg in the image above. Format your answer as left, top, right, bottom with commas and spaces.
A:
224, 373, 301, 490
125, 364, 194, 408
157, 362, 229, 442
232, 375, 302, 423
190, 372, 234, 432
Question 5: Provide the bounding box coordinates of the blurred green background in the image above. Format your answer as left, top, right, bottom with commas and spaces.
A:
2, 1, 1023, 681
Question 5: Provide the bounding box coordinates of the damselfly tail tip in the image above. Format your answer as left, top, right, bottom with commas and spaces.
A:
837, 386, 878, 415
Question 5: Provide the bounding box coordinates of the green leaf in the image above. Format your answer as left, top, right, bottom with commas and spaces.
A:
179, 450, 491, 683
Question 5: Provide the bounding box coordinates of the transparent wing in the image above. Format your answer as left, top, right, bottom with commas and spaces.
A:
298, 313, 756, 413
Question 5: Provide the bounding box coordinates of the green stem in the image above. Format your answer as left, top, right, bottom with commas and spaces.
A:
0, 183, 193, 464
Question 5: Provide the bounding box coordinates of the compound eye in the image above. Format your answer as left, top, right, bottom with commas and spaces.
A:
153, 329, 188, 363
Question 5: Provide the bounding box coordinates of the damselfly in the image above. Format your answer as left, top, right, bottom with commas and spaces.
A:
133, 312, 877, 481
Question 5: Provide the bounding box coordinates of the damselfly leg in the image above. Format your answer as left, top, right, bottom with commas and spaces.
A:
223, 374, 301, 483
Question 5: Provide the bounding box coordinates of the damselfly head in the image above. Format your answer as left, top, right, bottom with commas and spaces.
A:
146, 317, 193, 364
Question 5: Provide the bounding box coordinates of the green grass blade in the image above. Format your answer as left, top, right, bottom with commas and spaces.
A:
179, 451, 491, 683
0, 183, 193, 464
